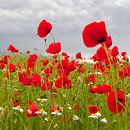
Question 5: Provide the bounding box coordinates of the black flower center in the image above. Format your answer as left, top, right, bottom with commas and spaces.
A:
98, 37, 106, 43
118, 98, 123, 103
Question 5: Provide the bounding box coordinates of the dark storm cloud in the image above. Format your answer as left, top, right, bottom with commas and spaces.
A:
0, 0, 130, 56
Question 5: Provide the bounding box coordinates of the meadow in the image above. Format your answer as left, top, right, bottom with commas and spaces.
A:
0, 20, 130, 130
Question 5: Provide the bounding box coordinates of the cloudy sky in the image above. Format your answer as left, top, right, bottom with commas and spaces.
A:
0, 0, 130, 57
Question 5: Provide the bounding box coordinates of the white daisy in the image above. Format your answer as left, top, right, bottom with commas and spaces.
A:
100, 118, 108, 123
72, 115, 80, 121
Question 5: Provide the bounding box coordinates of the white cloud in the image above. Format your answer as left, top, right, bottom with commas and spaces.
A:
104, 0, 130, 7
0, 0, 130, 56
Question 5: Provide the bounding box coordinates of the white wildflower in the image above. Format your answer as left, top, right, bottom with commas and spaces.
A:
68, 106, 72, 110
35, 109, 47, 115
94, 72, 102, 75
72, 115, 80, 121
126, 93, 130, 98
88, 112, 101, 119
44, 117, 48, 121
95, 112, 101, 117
0, 107, 3, 111
13, 106, 24, 113
88, 114, 99, 119
19, 108, 24, 113
100, 118, 108, 123
51, 111, 62, 116
54, 124, 58, 128
41, 98, 47, 102
57, 112, 62, 116
36, 98, 47, 102
77, 76, 82, 82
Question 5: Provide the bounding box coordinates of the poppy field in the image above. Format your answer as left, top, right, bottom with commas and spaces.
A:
0, 20, 130, 130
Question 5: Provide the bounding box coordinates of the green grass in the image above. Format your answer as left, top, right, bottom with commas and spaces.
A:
0, 53, 130, 130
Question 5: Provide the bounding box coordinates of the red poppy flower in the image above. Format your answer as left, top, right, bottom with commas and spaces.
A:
0, 63, 5, 69
57, 63, 67, 75
96, 46, 108, 61
89, 84, 112, 94
73, 104, 81, 110
105, 36, 112, 48
41, 78, 53, 91
62, 52, 70, 58
67, 61, 76, 71
0, 55, 10, 65
41, 59, 49, 66
127, 66, 130, 76
28, 54, 38, 62
85, 74, 96, 83
37, 19, 52, 38
8, 44, 19, 53
43, 67, 53, 77
31, 74, 41, 87
27, 54, 38, 68
25, 69, 31, 75
18, 72, 31, 85
52, 59, 58, 65
55, 74, 72, 89
26, 101, 39, 117
60, 59, 76, 75
26, 50, 30, 54
17, 62, 21, 69
50, 105, 61, 115
78, 65, 87, 74
107, 91, 126, 114
111, 46, 119, 57
13, 93, 20, 97
8, 64, 16, 72
88, 105, 99, 114
27, 62, 35, 69
118, 69, 127, 79
82, 21, 108, 48
75, 52, 82, 59
46, 42, 61, 54
12, 99, 21, 107
121, 52, 126, 57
